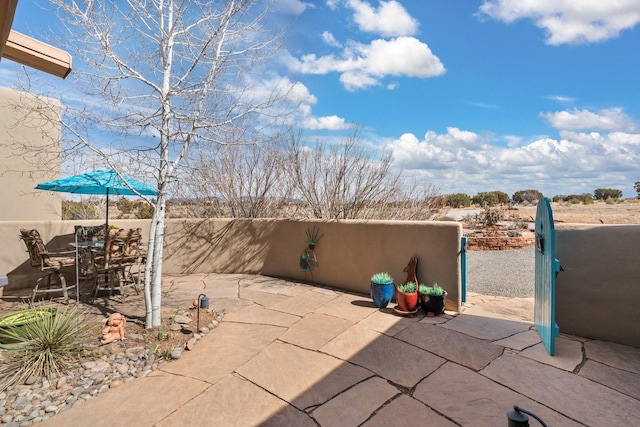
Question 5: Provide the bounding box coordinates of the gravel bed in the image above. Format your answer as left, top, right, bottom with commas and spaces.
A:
466, 245, 535, 298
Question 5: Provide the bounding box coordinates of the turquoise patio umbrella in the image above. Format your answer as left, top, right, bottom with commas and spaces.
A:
35, 168, 158, 229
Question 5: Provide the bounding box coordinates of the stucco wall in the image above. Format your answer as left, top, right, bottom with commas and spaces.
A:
0, 218, 463, 311
0, 87, 61, 221
555, 224, 640, 347
162, 219, 463, 310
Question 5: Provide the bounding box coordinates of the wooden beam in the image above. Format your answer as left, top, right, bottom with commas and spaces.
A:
0, 0, 19, 59
3, 30, 72, 79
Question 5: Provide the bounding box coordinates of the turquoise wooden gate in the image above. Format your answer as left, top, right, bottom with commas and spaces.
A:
535, 198, 561, 355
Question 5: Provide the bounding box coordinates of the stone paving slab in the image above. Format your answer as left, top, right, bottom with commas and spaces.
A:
357, 307, 425, 336
439, 305, 532, 341
321, 325, 445, 389
236, 341, 373, 411
278, 312, 353, 350
239, 277, 311, 296
492, 329, 541, 350
269, 289, 338, 316
311, 377, 398, 426
414, 362, 583, 427
40, 372, 210, 427
156, 374, 316, 427
584, 339, 640, 374
463, 295, 534, 323
161, 322, 284, 384
200, 275, 239, 299
362, 394, 458, 427
519, 336, 583, 371
418, 312, 454, 324
239, 288, 291, 307
395, 323, 503, 371
481, 353, 640, 426
314, 293, 377, 322
222, 303, 301, 327
579, 359, 640, 400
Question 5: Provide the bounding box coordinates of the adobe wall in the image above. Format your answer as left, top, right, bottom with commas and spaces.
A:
555, 224, 640, 347
0, 218, 463, 311
0, 87, 61, 221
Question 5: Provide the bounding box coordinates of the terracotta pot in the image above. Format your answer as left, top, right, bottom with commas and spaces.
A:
396, 287, 418, 312
419, 291, 447, 315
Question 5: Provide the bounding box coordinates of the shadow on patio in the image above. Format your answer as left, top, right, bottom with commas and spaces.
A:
32, 274, 640, 427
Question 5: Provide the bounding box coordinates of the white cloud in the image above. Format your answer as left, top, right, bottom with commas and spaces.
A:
347, 0, 419, 37
322, 31, 342, 47
281, 79, 351, 130
287, 36, 445, 91
546, 95, 576, 103
540, 108, 637, 131
478, 0, 640, 45
301, 115, 351, 130
275, 0, 315, 15
326, 0, 340, 11
387, 127, 640, 197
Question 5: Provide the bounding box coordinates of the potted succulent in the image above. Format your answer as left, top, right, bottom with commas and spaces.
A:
396, 281, 418, 312
418, 283, 447, 316
370, 272, 394, 308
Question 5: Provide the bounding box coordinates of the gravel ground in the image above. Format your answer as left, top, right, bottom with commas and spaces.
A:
465, 245, 535, 298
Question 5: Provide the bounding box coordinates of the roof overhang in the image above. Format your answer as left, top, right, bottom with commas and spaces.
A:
0, 0, 72, 79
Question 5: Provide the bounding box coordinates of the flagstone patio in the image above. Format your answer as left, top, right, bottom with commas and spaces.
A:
36, 273, 640, 426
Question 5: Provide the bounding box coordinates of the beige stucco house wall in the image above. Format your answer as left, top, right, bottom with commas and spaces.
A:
0, 86, 61, 221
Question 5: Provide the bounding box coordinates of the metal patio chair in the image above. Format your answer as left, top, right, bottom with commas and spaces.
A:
19, 228, 77, 303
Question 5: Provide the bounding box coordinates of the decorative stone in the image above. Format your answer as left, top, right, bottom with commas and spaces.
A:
81, 361, 97, 370
24, 376, 37, 386
109, 380, 123, 389
171, 349, 182, 360
173, 314, 192, 324
169, 323, 182, 331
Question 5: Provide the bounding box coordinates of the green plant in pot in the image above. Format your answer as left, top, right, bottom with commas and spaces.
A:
370, 272, 394, 308
418, 283, 447, 316
396, 281, 418, 312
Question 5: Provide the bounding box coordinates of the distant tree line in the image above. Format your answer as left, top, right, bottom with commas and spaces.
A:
443, 185, 631, 208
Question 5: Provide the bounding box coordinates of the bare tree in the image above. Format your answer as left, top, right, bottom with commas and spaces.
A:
180, 137, 291, 218
284, 128, 430, 220
29, 0, 292, 327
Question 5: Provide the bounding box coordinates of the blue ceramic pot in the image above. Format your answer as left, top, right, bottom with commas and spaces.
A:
370, 281, 394, 308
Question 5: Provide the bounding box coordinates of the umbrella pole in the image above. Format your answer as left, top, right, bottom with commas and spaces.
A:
106, 188, 109, 231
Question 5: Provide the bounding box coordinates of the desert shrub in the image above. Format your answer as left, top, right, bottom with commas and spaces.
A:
554, 194, 593, 204
62, 200, 99, 220
135, 203, 155, 219
512, 189, 543, 204
0, 305, 95, 391
593, 188, 622, 201
116, 197, 134, 214
446, 193, 471, 208
507, 213, 528, 229
472, 191, 509, 207
467, 206, 505, 227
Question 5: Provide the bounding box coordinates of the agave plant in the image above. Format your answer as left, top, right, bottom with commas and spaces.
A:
370, 272, 393, 285
397, 282, 417, 293
0, 304, 95, 391
419, 283, 445, 296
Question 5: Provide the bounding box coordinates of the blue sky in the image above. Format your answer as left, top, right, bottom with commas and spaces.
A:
4, 0, 640, 198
